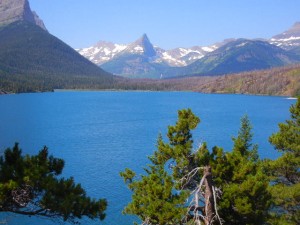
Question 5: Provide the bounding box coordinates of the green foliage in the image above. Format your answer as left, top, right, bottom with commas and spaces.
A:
121, 110, 276, 225
209, 116, 271, 225
120, 165, 188, 225
0, 143, 107, 223
268, 97, 300, 224
120, 109, 201, 224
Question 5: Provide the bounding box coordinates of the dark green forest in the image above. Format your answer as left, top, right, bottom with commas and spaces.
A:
0, 21, 113, 93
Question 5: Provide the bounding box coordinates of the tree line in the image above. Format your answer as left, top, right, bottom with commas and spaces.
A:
1, 64, 300, 96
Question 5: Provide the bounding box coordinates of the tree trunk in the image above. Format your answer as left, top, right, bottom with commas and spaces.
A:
204, 166, 215, 225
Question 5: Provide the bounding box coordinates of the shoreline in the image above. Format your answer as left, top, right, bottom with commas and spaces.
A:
0, 88, 298, 99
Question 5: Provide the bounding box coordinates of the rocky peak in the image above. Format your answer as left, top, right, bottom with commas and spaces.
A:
127, 33, 157, 57
32, 11, 47, 31
0, 0, 47, 31
136, 33, 150, 45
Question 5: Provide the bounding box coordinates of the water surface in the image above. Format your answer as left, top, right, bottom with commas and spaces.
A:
0, 92, 295, 225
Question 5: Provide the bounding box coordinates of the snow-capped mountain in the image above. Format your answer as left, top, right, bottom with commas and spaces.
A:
99, 34, 167, 78
125, 33, 157, 57
269, 22, 300, 50
76, 41, 127, 65
77, 34, 218, 67
77, 22, 300, 79
154, 45, 217, 66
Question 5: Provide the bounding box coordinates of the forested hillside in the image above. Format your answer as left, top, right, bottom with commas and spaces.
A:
1, 58, 300, 96
113, 64, 300, 96
0, 21, 113, 93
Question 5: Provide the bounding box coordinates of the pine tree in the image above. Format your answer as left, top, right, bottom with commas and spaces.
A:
121, 109, 221, 225
0, 143, 107, 224
268, 97, 300, 224
121, 110, 272, 225
210, 116, 271, 225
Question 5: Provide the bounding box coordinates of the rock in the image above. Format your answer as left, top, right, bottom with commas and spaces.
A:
0, 0, 47, 31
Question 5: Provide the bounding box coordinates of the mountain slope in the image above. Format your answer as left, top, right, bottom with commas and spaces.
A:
270, 22, 300, 51
0, 21, 111, 77
0, 0, 115, 93
0, 21, 113, 92
175, 39, 300, 77
111, 64, 300, 96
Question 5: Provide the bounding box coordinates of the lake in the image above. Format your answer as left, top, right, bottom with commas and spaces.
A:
0, 91, 296, 225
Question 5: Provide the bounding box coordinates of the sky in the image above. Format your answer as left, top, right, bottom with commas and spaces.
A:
29, 0, 300, 50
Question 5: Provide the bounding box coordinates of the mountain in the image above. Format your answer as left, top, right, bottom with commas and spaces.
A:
77, 34, 219, 74
269, 22, 300, 51
78, 34, 220, 78
76, 41, 127, 65
80, 36, 300, 78
0, 0, 47, 30
126, 33, 157, 57
0, 0, 113, 93
77, 22, 300, 79
100, 34, 169, 78
173, 39, 300, 77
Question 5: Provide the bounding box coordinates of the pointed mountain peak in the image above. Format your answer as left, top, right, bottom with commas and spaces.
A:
134, 33, 151, 45
0, 0, 47, 31
127, 33, 156, 57
141, 33, 150, 41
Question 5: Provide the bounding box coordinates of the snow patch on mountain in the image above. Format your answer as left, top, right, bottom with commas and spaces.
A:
201, 46, 215, 52
77, 42, 127, 65
269, 22, 300, 50
77, 34, 222, 67
271, 36, 300, 42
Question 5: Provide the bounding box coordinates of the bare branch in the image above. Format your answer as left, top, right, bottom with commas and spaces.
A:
212, 186, 223, 225
179, 167, 204, 189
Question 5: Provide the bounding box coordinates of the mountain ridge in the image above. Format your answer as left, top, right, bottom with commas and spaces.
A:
77, 34, 218, 68
180, 38, 300, 76
77, 22, 300, 78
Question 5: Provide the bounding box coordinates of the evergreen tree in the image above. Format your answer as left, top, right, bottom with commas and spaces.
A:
0, 143, 107, 224
121, 111, 272, 225
268, 97, 300, 224
120, 165, 188, 225
121, 109, 221, 225
210, 116, 271, 225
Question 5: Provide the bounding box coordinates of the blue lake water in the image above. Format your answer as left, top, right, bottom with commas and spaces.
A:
0, 91, 296, 225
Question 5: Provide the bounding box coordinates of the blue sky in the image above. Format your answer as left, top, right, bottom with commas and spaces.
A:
29, 0, 300, 49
